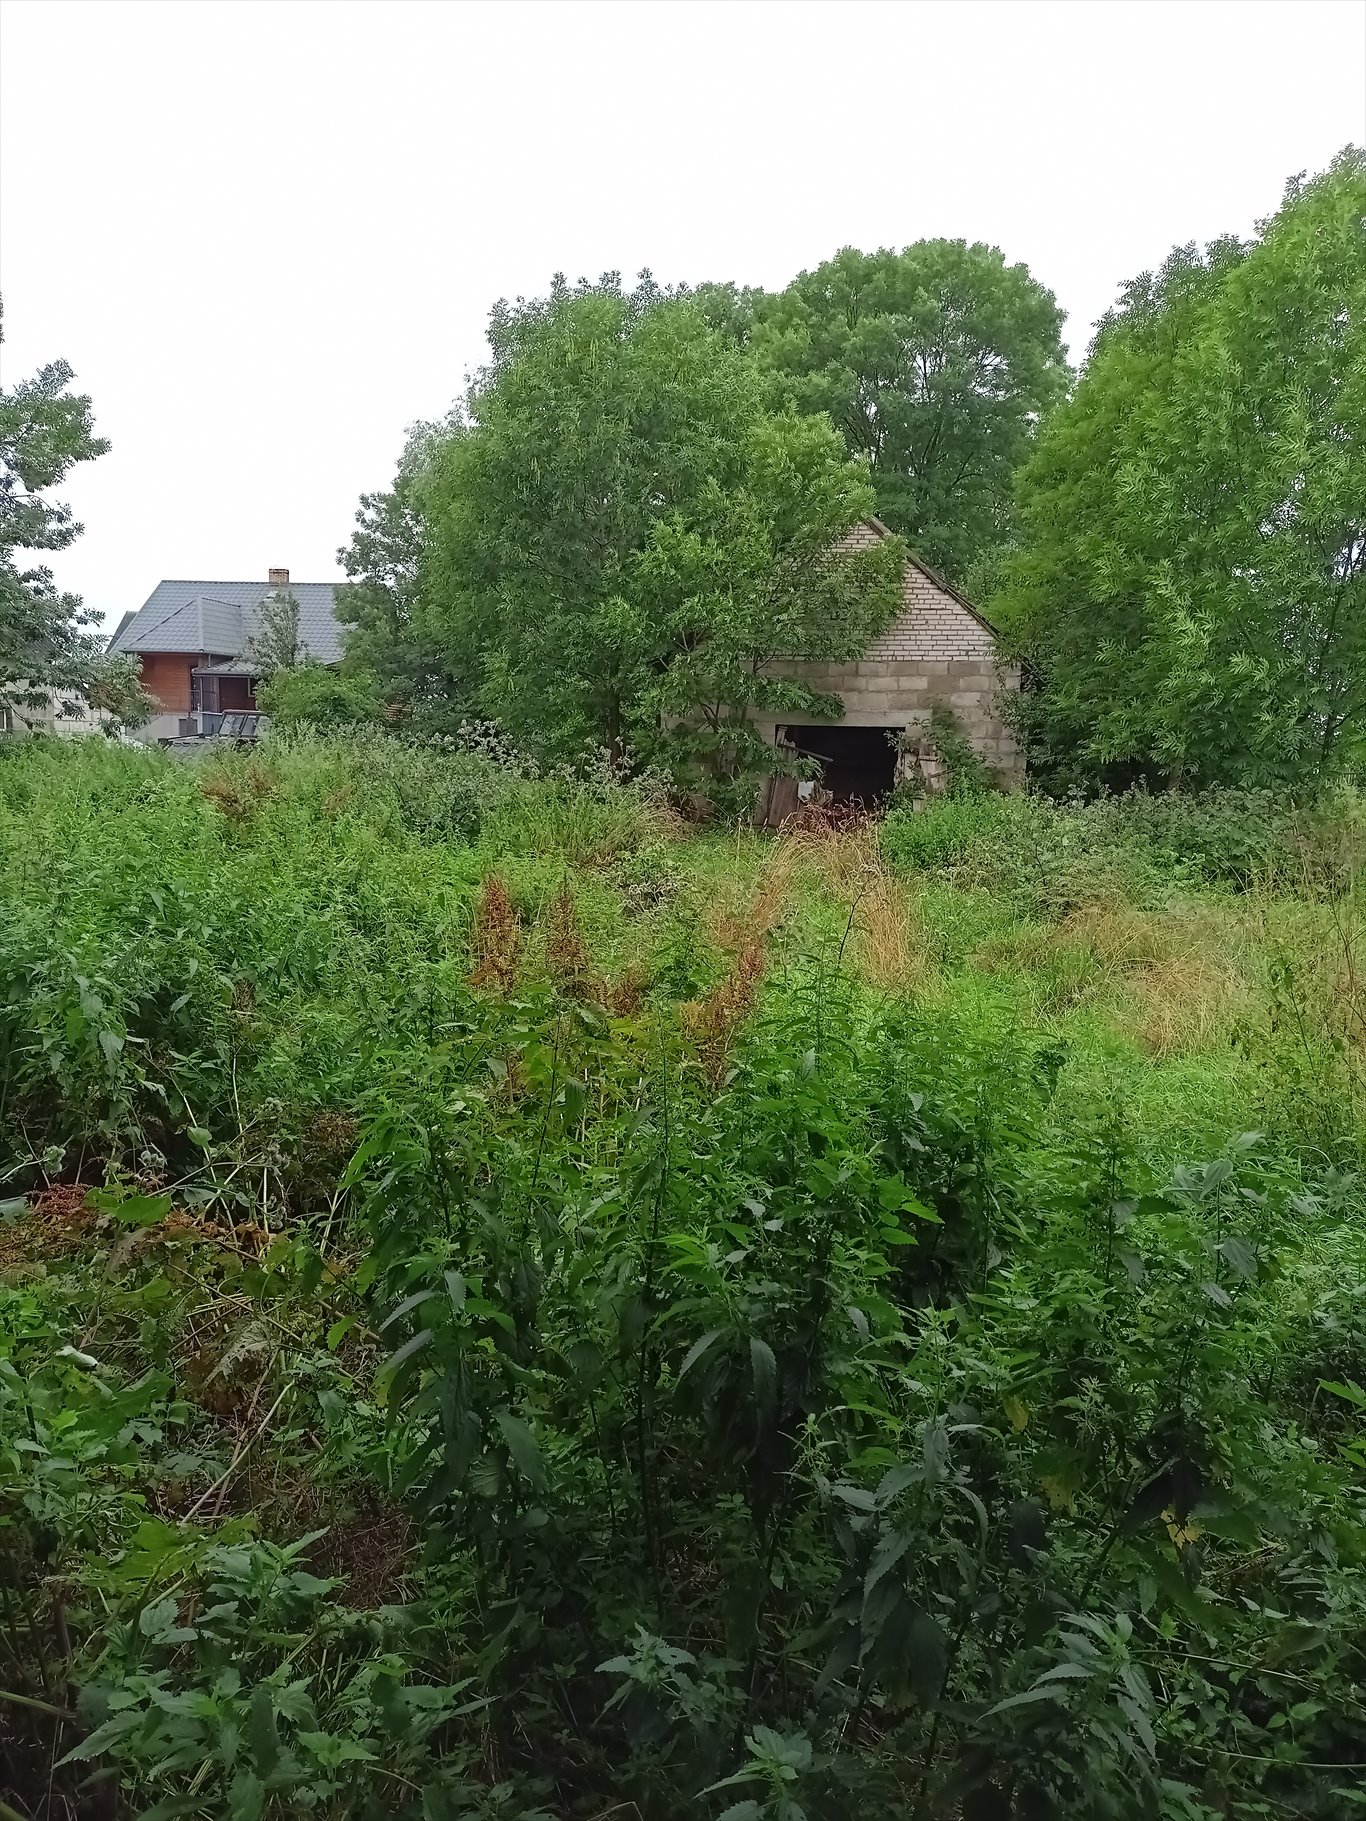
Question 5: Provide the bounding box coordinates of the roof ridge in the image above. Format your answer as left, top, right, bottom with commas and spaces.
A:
148, 578, 340, 588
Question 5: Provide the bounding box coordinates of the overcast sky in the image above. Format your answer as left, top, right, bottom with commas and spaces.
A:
1, 0, 1364, 626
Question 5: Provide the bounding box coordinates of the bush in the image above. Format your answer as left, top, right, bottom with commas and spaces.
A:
882, 786, 1343, 910
257, 661, 383, 726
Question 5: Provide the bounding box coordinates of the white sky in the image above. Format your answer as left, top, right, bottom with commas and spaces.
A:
2, 0, 1364, 626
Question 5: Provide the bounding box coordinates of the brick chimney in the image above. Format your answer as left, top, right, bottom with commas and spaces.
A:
268, 567, 289, 589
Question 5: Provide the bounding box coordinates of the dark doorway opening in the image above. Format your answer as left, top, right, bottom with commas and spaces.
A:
782, 724, 898, 806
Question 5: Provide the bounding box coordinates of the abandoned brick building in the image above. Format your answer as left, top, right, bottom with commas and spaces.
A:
755, 518, 1022, 820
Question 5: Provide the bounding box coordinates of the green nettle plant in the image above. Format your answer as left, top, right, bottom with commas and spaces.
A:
2, 725, 1365, 1821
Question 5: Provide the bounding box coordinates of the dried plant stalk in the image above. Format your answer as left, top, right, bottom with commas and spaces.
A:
682, 943, 766, 1085
470, 873, 523, 995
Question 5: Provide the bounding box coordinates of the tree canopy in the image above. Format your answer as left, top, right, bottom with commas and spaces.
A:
746, 242, 1070, 582
335, 418, 470, 732
0, 318, 148, 728
348, 275, 903, 778
996, 149, 1366, 790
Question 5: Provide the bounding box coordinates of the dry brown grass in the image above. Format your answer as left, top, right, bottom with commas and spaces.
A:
682, 944, 766, 1085
0, 1183, 97, 1279
743, 824, 925, 992
853, 872, 925, 991
1054, 899, 1174, 969
544, 878, 593, 994
968, 894, 1259, 1041
602, 962, 651, 1018
1120, 954, 1251, 1057
709, 839, 802, 951
790, 823, 883, 900
201, 760, 279, 823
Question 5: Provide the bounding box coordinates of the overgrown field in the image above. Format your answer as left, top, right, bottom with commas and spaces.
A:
2, 733, 1365, 1821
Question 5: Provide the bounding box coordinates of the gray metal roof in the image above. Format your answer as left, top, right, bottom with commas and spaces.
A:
107, 579, 344, 665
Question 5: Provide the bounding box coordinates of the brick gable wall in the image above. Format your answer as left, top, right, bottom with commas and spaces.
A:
757, 524, 1023, 785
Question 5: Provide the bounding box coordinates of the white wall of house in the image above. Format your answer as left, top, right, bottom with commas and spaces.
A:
1, 690, 111, 738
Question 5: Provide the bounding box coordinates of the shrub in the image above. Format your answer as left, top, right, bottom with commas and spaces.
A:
258, 661, 383, 726
882, 786, 1345, 912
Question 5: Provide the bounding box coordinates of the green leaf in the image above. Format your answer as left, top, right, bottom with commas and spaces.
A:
248, 1685, 280, 1777
1321, 1378, 1366, 1410
907, 1606, 947, 1704
379, 1288, 439, 1333
877, 1462, 924, 1504
494, 1408, 546, 1491
921, 1421, 951, 1481
832, 1482, 878, 1511
864, 1527, 912, 1597
750, 1336, 778, 1417
677, 1328, 724, 1381
377, 1328, 432, 1384
228, 1770, 265, 1821
57, 1710, 141, 1764
560, 1077, 588, 1123
110, 1192, 174, 1228
1217, 1235, 1257, 1280
985, 1686, 1066, 1716
139, 1593, 196, 1642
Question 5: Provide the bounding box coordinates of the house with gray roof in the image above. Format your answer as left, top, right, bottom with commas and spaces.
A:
107, 568, 343, 741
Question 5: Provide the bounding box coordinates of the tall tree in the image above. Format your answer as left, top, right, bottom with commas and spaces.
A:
0, 316, 148, 727
424, 275, 743, 756
750, 242, 1070, 581
246, 587, 301, 679
638, 409, 903, 791
336, 418, 470, 730
997, 148, 1366, 791
418, 274, 900, 767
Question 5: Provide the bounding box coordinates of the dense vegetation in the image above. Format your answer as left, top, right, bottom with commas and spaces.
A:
331, 255, 1059, 774
0, 316, 148, 732
699, 242, 1071, 582
997, 150, 1366, 792
322, 149, 1366, 799
4, 733, 1365, 1819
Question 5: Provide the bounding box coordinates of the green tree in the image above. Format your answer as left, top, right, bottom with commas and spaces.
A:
997, 149, 1366, 791
420, 274, 899, 769
335, 419, 469, 731
257, 660, 381, 727
751, 242, 1070, 580
639, 410, 903, 791
0, 317, 149, 728
423, 275, 742, 757
246, 586, 301, 679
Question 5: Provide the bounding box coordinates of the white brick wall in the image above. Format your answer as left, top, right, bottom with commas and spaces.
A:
760, 519, 1023, 783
